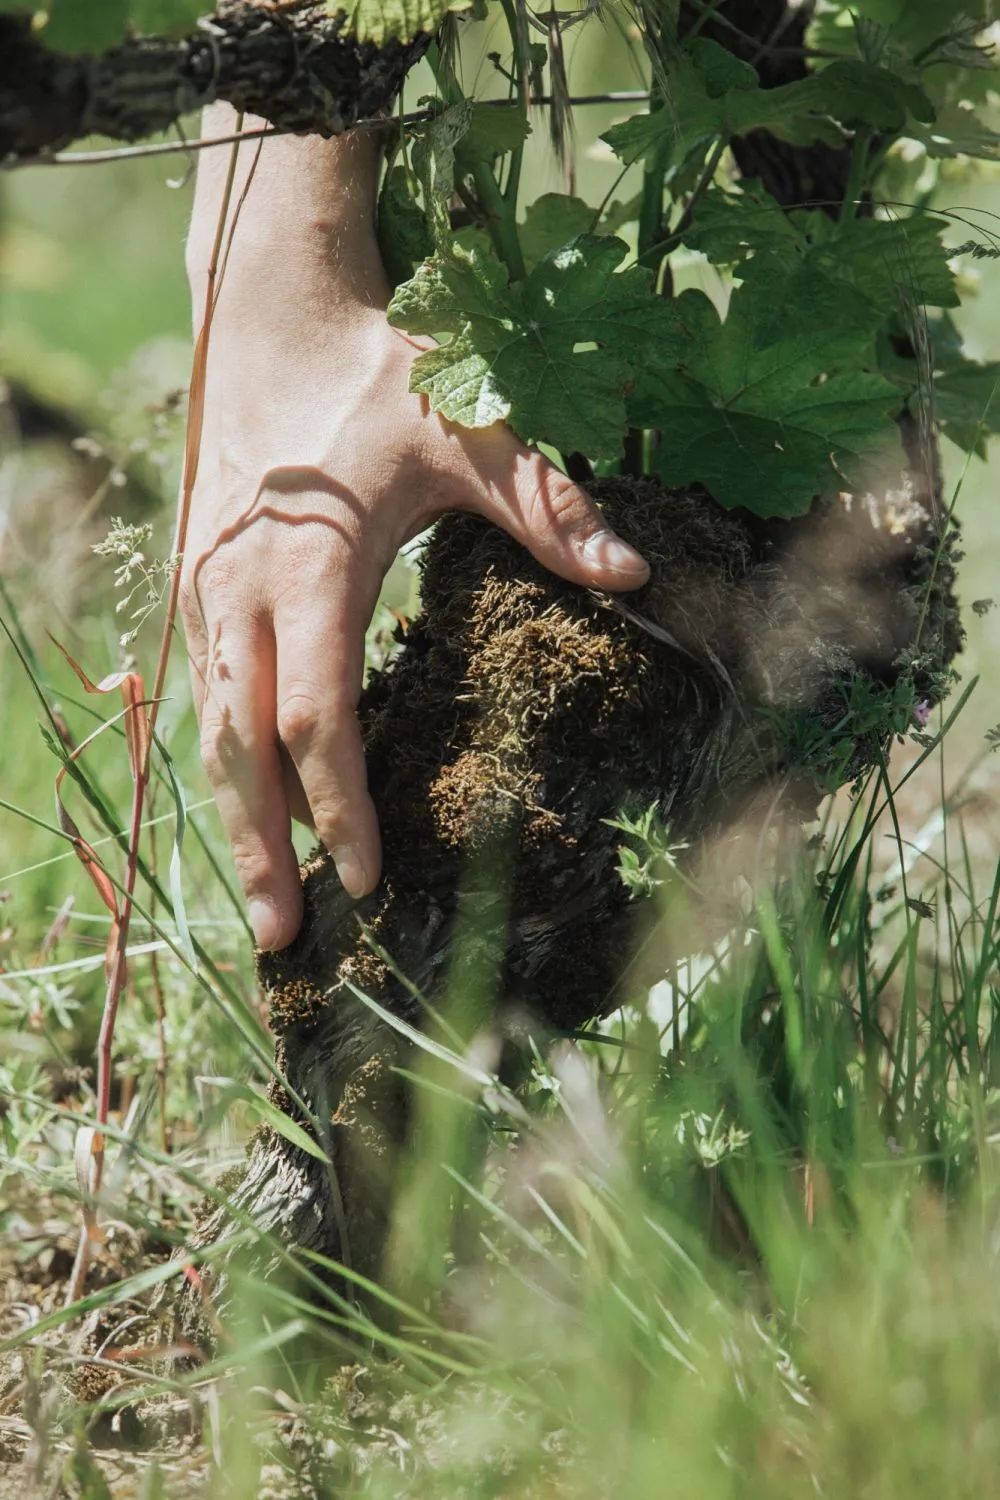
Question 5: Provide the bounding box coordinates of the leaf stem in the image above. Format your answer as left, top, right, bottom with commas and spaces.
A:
636, 135, 665, 270
500, 0, 527, 211
428, 36, 526, 281
841, 130, 872, 222
626, 72, 670, 477
473, 158, 526, 279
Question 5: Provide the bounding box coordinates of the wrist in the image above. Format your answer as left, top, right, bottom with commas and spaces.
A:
186, 106, 390, 320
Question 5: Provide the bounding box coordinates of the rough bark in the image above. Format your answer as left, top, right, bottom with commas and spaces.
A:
0, 1, 427, 159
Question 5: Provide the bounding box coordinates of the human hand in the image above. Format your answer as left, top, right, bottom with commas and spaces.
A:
182, 122, 649, 953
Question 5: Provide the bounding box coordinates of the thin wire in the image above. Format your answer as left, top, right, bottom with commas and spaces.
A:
4, 92, 652, 171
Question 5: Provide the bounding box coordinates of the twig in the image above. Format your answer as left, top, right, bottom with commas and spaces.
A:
147, 802, 172, 1156
682, 0, 837, 61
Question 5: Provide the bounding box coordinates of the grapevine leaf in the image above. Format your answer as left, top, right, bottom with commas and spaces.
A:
29, 0, 122, 52
377, 165, 433, 289
810, 4, 999, 121
899, 314, 1000, 457
801, 213, 959, 312
934, 359, 1000, 456
809, 1, 987, 60
337, 0, 474, 44
387, 235, 679, 458
455, 103, 530, 167
408, 100, 527, 243
388, 233, 512, 333
601, 192, 645, 235
685, 35, 758, 96
908, 104, 1000, 161
681, 181, 802, 267
602, 46, 934, 168
39, 0, 129, 51
17, 0, 465, 50
915, 11, 997, 70
403, 334, 511, 429
853, 15, 892, 65
413, 100, 473, 201
630, 272, 903, 516
520, 194, 596, 269
411, 100, 474, 238
24, 0, 208, 51
685, 185, 959, 311
128, 0, 210, 33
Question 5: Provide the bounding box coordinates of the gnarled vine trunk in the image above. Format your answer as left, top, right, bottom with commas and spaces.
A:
179, 1, 961, 1293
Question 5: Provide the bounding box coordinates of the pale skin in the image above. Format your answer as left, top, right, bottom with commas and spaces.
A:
183, 105, 650, 953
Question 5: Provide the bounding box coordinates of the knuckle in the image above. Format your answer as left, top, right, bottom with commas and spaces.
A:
179, 548, 243, 630
524, 474, 592, 539
309, 794, 353, 841
198, 731, 225, 787
277, 691, 322, 751
229, 840, 274, 896
196, 546, 243, 598
178, 565, 200, 625
198, 717, 238, 784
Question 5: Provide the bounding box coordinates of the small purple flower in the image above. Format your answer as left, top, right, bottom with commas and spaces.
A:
913, 699, 932, 729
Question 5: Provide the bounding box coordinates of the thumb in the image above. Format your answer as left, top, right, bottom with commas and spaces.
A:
459, 445, 650, 592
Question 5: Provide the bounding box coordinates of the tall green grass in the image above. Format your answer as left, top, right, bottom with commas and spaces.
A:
2, 636, 999, 1496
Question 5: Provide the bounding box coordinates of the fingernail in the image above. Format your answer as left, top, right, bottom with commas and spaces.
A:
333, 844, 368, 901
248, 897, 282, 952
581, 529, 649, 577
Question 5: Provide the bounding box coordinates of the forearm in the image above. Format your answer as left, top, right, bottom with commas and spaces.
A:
186, 105, 391, 334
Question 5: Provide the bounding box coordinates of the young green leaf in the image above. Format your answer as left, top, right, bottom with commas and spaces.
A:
907, 104, 1000, 161
892, 315, 1000, 457
455, 103, 531, 168
17, 0, 216, 52
802, 213, 959, 312
407, 99, 528, 244
520, 194, 597, 269
681, 181, 803, 268
602, 44, 934, 168
378, 164, 434, 289
686, 185, 959, 312
630, 270, 902, 516
387, 235, 678, 458
337, 0, 475, 44
685, 34, 758, 97
934, 358, 1000, 456
41, 0, 128, 50
412, 100, 475, 239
